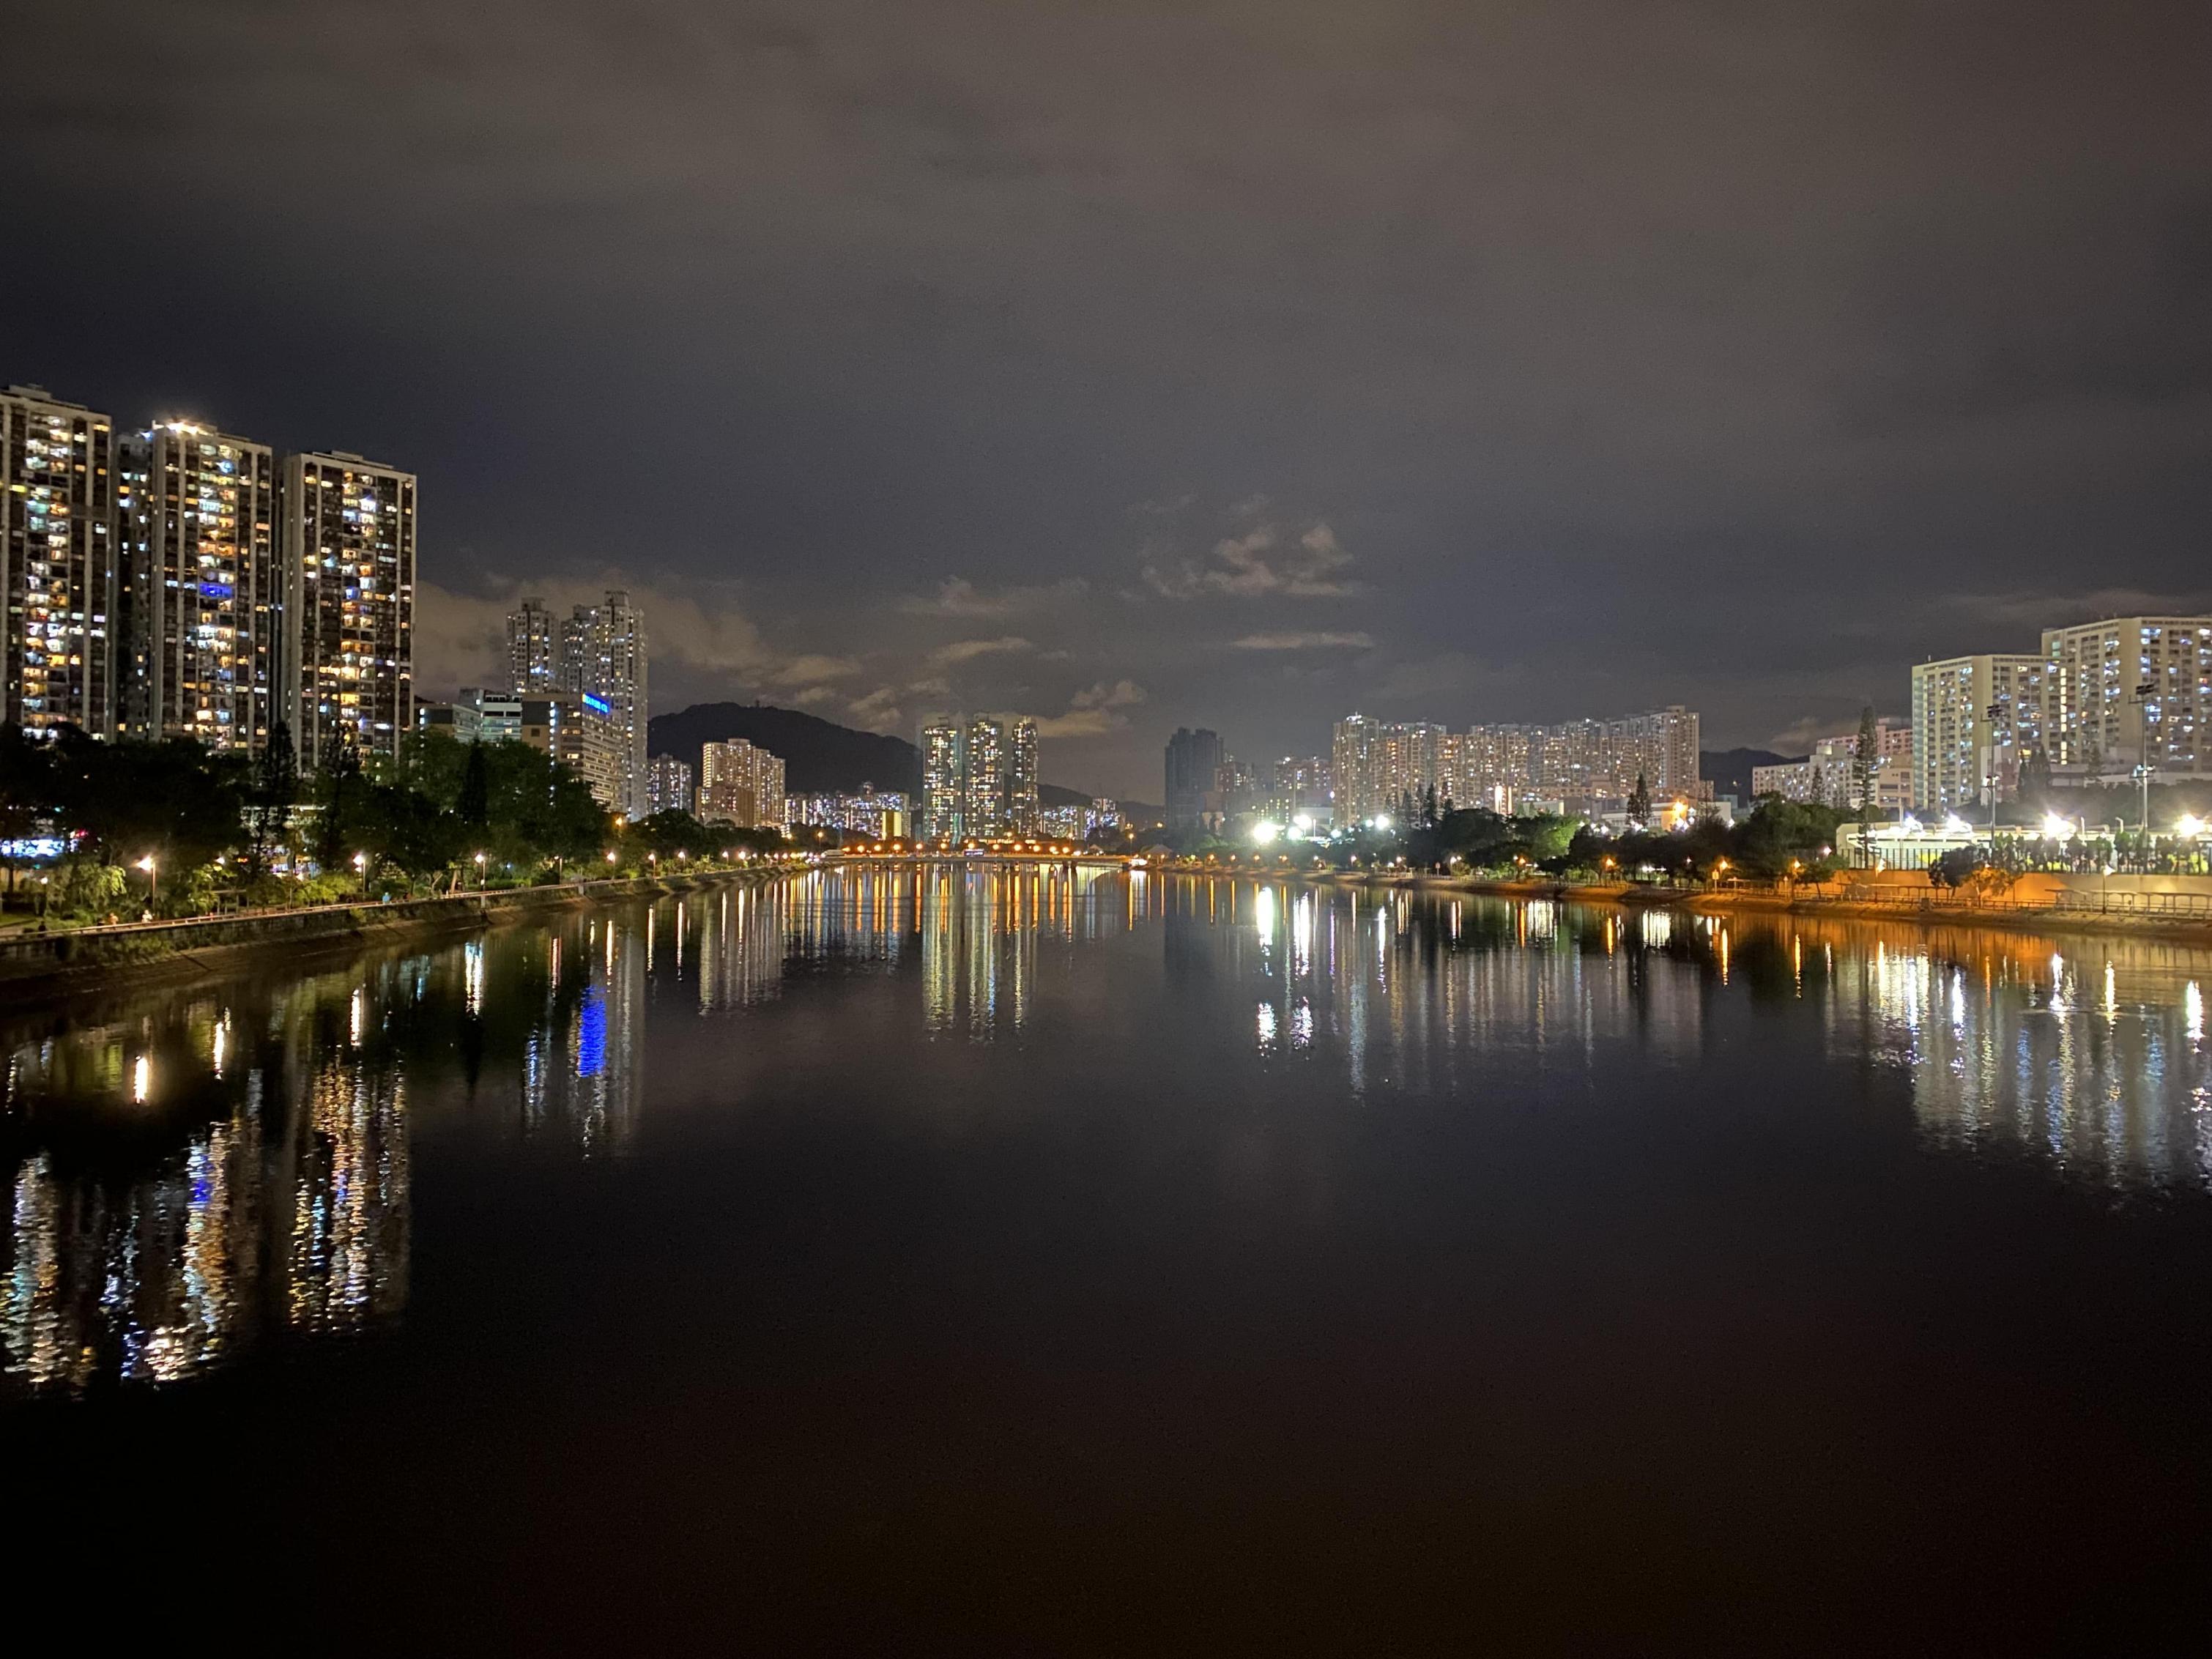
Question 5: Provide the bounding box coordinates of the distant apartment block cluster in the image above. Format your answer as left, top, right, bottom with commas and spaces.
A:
1751, 720, 1913, 813
699, 738, 787, 833
787, 787, 909, 839
1907, 617, 2212, 812
3, 382, 414, 768
1164, 729, 1332, 831
416, 593, 648, 817
919, 716, 1042, 841
1329, 707, 1700, 828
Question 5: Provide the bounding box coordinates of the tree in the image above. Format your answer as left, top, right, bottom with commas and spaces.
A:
316, 738, 364, 871
243, 719, 299, 877
457, 740, 490, 831
1627, 773, 1651, 824
357, 782, 467, 882
1852, 706, 1878, 813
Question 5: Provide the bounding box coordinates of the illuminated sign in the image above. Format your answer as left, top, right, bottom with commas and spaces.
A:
582, 693, 612, 716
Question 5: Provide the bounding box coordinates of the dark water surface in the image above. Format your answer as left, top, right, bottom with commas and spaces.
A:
10, 869, 2212, 1648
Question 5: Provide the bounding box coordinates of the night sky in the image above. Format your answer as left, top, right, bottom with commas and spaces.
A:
7, 1, 2209, 796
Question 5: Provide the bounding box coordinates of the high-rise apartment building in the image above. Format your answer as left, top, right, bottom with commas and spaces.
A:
1165, 727, 1223, 830
1910, 654, 2047, 812
921, 721, 964, 839
1332, 716, 1447, 827
1009, 717, 1040, 836
1263, 756, 1332, 823
699, 738, 786, 830
2040, 617, 2212, 782
500, 590, 649, 814
516, 694, 623, 810
279, 451, 415, 768
1428, 706, 1700, 813
116, 420, 278, 749
565, 590, 648, 818
964, 717, 1009, 839
1, 387, 116, 738
646, 754, 694, 817
505, 598, 563, 695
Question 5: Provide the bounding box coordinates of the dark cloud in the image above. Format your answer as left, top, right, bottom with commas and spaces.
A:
6, 0, 2209, 793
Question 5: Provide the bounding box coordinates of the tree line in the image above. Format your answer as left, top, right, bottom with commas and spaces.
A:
0, 723, 784, 923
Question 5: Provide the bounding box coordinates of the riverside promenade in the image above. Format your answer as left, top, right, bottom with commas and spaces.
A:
0, 866, 782, 1005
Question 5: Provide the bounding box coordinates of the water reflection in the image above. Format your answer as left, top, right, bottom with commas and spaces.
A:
6, 870, 2212, 1393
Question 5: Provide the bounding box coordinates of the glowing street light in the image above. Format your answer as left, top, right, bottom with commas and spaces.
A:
136, 853, 158, 909
2042, 812, 2074, 840
2180, 814, 2206, 839
1252, 820, 1282, 845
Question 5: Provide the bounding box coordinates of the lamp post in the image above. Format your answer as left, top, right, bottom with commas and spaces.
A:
473, 850, 487, 891
136, 853, 158, 912
2131, 679, 2157, 836
1984, 700, 2003, 829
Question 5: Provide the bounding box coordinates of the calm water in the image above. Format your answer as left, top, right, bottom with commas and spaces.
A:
10, 868, 2212, 1647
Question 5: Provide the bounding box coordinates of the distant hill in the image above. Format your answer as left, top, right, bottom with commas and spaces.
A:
1701, 747, 1791, 801
650, 703, 921, 793
647, 702, 1101, 806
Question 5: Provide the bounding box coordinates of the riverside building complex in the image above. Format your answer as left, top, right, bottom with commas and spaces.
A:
919, 716, 1042, 840
4, 383, 416, 762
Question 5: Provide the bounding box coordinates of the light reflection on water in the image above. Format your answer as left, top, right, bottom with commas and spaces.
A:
4, 869, 2211, 1394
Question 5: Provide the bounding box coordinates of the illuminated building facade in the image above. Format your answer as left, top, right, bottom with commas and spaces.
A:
519, 694, 623, 810
1753, 721, 1913, 812
646, 754, 693, 817
1333, 716, 1446, 827
1911, 654, 2047, 811
921, 721, 965, 839
699, 738, 786, 830
280, 451, 415, 768
1009, 716, 1040, 835
2040, 617, 2212, 782
1, 385, 115, 737
787, 789, 909, 838
965, 717, 1009, 838
505, 597, 562, 695
572, 590, 648, 818
1262, 756, 1332, 823
116, 420, 278, 749
1433, 708, 1700, 814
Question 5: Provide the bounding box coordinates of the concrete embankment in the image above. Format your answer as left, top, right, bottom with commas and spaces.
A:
0, 869, 777, 1006
1286, 868, 2212, 946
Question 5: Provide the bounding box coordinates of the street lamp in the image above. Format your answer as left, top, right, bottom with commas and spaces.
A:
136, 853, 157, 910
2131, 679, 2158, 834
473, 850, 487, 891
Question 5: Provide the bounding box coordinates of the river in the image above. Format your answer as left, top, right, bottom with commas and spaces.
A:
7, 866, 2212, 1646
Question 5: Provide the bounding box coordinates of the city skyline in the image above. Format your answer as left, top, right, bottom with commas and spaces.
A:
11, 4, 2208, 801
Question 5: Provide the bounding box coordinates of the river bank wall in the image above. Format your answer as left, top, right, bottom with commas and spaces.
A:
1293, 868, 2212, 947
0, 869, 780, 1006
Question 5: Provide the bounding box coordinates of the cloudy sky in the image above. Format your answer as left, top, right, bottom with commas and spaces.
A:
8, 1, 2209, 795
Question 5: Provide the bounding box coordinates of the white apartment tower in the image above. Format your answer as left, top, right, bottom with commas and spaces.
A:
2040, 617, 2212, 781
281, 451, 417, 768
1, 386, 116, 736
1909, 653, 2047, 812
